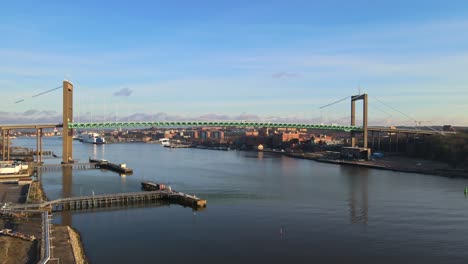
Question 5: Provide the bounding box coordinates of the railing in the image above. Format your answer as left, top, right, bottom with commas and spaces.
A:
38, 211, 51, 264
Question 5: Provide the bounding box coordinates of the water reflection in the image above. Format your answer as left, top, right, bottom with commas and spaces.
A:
341, 166, 369, 225
91, 143, 106, 160
257, 152, 264, 159
62, 166, 73, 226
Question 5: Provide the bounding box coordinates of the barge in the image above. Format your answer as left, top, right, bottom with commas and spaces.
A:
89, 158, 133, 174
141, 181, 206, 208
141, 181, 170, 191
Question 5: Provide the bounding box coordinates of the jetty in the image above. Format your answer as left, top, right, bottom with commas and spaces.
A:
89, 158, 134, 174
5, 190, 207, 212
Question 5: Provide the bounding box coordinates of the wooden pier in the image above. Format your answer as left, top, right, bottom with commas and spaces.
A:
6, 190, 207, 212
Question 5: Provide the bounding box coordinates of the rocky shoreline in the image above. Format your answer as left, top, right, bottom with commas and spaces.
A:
68, 226, 88, 264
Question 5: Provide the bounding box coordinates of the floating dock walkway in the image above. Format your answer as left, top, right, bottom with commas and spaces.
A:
6, 190, 206, 212
32, 159, 134, 174
34, 162, 97, 171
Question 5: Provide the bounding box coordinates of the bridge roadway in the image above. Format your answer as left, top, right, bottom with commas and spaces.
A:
6, 190, 207, 212
69, 121, 440, 135
0, 124, 61, 130
367, 127, 438, 135
0, 121, 439, 135
68, 121, 360, 131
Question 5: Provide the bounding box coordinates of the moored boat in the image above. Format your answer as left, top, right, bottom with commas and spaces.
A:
159, 138, 170, 147
0, 161, 27, 175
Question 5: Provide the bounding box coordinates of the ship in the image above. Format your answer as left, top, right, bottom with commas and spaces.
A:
159, 138, 170, 147
81, 133, 106, 144
141, 181, 171, 191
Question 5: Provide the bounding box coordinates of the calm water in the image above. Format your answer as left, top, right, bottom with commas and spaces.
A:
13, 137, 468, 263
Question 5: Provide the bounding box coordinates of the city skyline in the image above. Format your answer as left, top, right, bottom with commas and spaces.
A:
1, 1, 468, 126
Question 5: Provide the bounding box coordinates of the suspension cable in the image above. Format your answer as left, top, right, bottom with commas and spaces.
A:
371, 95, 441, 133
319, 96, 351, 109
32, 86, 63, 98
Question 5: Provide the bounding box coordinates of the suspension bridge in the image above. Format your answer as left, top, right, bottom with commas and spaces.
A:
0, 80, 440, 163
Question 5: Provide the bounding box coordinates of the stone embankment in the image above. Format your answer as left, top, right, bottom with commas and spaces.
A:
286, 152, 468, 178
68, 226, 88, 264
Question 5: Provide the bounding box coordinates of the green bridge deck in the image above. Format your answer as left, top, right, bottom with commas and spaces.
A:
68, 121, 362, 132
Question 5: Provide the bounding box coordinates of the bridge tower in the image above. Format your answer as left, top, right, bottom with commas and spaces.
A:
62, 80, 74, 164
351, 94, 368, 148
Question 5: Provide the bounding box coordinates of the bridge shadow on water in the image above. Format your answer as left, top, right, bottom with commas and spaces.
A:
340, 166, 369, 225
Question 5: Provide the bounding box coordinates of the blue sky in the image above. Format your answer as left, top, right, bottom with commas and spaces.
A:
1, 0, 468, 126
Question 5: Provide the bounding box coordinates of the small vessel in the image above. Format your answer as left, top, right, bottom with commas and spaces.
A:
141, 181, 171, 191
0, 161, 27, 175
81, 133, 106, 144
159, 138, 170, 147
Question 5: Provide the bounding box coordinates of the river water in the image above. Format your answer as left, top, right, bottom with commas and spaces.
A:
13, 137, 468, 263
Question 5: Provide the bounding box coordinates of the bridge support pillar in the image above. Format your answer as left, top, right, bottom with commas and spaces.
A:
62, 80, 74, 164
35, 128, 43, 163
2, 129, 6, 161
1, 129, 12, 161
350, 94, 370, 158
363, 94, 368, 149
351, 100, 356, 147
6, 130, 10, 161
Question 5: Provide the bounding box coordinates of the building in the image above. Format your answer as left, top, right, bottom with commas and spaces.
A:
341, 147, 371, 160
272, 132, 300, 147
200, 131, 211, 140
211, 131, 224, 140
185, 130, 199, 139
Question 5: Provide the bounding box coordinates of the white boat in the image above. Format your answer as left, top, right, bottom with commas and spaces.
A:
0, 165, 20, 174
159, 138, 171, 147
81, 133, 106, 144
0, 161, 26, 175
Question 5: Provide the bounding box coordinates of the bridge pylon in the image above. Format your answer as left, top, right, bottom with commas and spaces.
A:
351, 93, 368, 149
62, 80, 74, 164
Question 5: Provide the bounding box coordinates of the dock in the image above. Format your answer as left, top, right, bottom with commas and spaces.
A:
89, 158, 134, 174
34, 162, 98, 171
30, 160, 134, 174
5, 190, 207, 212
